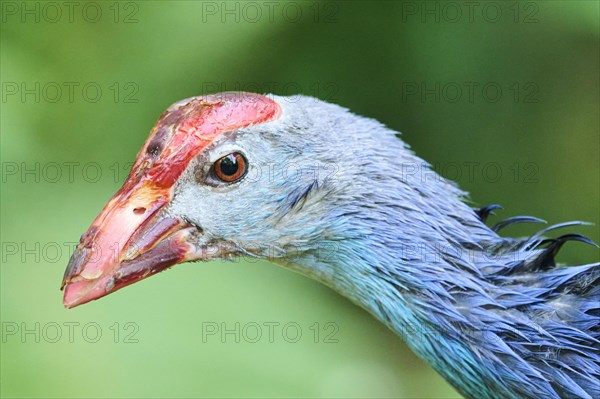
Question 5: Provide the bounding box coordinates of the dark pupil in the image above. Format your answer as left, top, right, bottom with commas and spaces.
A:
220, 155, 239, 176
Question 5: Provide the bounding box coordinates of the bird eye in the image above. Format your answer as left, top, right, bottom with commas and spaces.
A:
213, 152, 247, 183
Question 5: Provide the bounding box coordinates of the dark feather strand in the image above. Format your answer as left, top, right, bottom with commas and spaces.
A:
537, 234, 600, 270
492, 216, 547, 233
476, 204, 503, 223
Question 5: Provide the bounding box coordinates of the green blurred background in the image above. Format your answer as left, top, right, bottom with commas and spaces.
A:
1, 1, 599, 398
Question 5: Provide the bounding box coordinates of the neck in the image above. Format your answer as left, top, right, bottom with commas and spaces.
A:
284, 200, 516, 398
286, 185, 599, 399
281, 161, 596, 399
272, 99, 598, 399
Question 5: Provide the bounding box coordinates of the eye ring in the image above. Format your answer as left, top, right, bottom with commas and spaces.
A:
213, 152, 247, 183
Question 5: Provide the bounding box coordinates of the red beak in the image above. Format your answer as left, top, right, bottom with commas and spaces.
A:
61, 177, 200, 308
62, 92, 281, 308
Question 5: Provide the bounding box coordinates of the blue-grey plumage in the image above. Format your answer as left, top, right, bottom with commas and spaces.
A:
64, 93, 600, 399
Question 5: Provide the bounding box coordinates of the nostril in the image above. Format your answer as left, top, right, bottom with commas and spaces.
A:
133, 207, 146, 215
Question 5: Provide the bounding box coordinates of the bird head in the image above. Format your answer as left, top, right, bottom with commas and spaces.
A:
62, 92, 358, 308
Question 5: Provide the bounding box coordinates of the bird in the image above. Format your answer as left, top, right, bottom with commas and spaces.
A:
62, 92, 599, 399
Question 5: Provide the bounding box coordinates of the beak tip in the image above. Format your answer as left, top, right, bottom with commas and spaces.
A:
62, 284, 77, 309
61, 280, 99, 309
